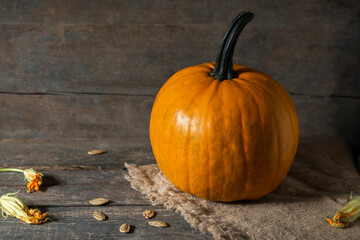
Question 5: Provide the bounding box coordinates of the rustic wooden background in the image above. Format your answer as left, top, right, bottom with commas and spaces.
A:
0, 1, 359, 239
1, 0, 359, 151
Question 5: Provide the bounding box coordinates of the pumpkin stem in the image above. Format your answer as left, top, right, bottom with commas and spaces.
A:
210, 11, 254, 80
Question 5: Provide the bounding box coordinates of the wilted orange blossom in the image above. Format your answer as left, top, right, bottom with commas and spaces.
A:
0, 192, 49, 224
23, 169, 44, 193
0, 168, 44, 193
327, 193, 360, 228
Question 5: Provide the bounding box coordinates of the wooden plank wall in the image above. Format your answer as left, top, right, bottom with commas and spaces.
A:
0, 0, 359, 148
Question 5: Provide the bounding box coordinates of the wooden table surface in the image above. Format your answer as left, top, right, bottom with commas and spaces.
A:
0, 138, 212, 239
1, 1, 359, 239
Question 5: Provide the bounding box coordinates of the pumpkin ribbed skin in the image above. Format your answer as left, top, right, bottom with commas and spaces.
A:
149, 63, 299, 202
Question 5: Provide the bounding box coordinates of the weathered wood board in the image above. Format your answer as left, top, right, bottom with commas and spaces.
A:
0, 206, 211, 239
0, 138, 212, 239
0, 137, 357, 239
0, 0, 359, 149
0, 1, 359, 238
0, 0, 359, 97
0, 138, 153, 168
0, 94, 359, 147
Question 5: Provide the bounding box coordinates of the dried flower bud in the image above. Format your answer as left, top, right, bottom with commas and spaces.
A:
327, 193, 360, 228
0, 192, 49, 224
23, 168, 44, 193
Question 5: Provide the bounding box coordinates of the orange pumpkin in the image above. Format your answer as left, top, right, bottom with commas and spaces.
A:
149, 12, 299, 202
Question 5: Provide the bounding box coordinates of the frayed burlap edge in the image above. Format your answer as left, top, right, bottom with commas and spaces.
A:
124, 138, 360, 240
124, 163, 249, 240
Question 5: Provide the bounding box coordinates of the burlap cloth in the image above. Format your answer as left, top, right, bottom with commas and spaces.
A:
125, 137, 360, 240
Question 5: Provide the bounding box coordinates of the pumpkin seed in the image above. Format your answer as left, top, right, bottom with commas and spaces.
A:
88, 149, 107, 155
93, 211, 106, 221
143, 209, 155, 219
89, 198, 108, 205
119, 223, 131, 233
148, 220, 167, 228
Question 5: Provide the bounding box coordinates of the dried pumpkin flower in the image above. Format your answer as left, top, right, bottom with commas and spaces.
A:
327, 193, 360, 228
0, 168, 44, 193
0, 192, 49, 224
23, 169, 44, 193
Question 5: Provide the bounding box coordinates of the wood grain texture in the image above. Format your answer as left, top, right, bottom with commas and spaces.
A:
0, 0, 359, 149
0, 94, 154, 139
0, 94, 359, 146
0, 138, 153, 168
0, 206, 211, 239
0, 137, 356, 239
0, 0, 359, 97
1, 0, 356, 27
0, 1, 358, 238
0, 170, 150, 206
0, 138, 211, 239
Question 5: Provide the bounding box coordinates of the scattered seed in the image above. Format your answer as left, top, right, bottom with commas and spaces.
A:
119, 223, 131, 233
148, 220, 167, 228
93, 211, 106, 221
89, 198, 108, 205
88, 149, 107, 155
143, 209, 155, 219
